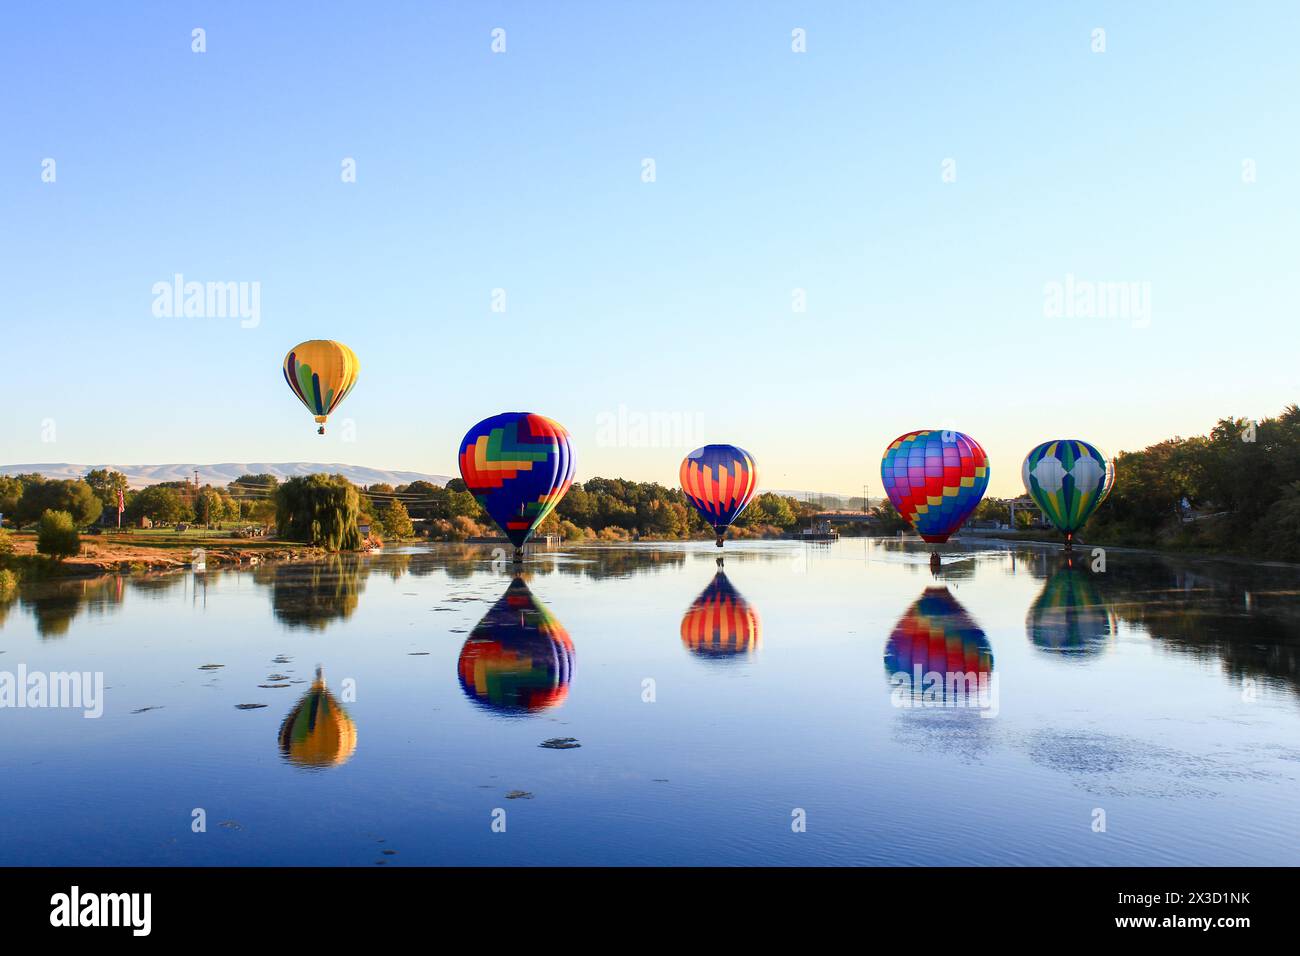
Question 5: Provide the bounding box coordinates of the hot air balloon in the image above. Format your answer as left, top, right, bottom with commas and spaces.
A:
458, 577, 574, 715
1026, 562, 1117, 657
1022, 439, 1116, 549
278, 667, 358, 769
884, 587, 993, 708
458, 412, 575, 563
881, 430, 989, 544
680, 444, 758, 546
679, 570, 762, 659
282, 340, 360, 434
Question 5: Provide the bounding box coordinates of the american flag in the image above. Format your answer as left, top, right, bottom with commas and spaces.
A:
117, 489, 125, 514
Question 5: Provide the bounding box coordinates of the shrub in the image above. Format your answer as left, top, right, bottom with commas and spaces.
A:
36, 510, 81, 560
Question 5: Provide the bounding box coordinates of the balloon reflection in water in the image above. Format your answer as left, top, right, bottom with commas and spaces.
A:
680, 571, 762, 659
1026, 564, 1117, 657
458, 578, 574, 715
885, 587, 994, 708
278, 668, 358, 769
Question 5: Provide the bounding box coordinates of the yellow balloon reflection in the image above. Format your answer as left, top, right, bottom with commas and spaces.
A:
679, 571, 762, 659
458, 577, 575, 715
1026, 563, 1117, 658
278, 667, 358, 769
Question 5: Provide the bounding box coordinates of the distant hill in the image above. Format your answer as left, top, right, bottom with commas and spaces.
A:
0, 463, 452, 490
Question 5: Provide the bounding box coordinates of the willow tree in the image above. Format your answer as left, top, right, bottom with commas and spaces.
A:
276, 474, 362, 551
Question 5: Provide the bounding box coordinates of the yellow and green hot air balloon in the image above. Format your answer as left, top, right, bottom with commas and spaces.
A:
278, 667, 358, 769
282, 340, 360, 434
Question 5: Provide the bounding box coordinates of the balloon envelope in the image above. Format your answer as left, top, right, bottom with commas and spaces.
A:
680, 444, 758, 537
1022, 439, 1115, 536
278, 668, 358, 769
884, 587, 993, 706
282, 340, 360, 431
458, 577, 574, 715
458, 412, 575, 549
1026, 565, 1116, 656
679, 571, 762, 659
881, 430, 989, 543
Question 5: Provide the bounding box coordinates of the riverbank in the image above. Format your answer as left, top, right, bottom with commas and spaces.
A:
3, 531, 325, 578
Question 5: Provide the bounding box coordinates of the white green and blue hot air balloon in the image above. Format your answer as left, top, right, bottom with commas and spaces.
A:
1021, 439, 1116, 548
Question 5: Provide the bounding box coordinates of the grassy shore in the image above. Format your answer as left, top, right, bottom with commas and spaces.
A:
4, 530, 325, 578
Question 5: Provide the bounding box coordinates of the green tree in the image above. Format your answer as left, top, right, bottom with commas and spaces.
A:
399, 481, 442, 520
36, 510, 81, 560
232, 474, 280, 491
379, 499, 415, 539
194, 486, 225, 527
84, 469, 130, 513
1256, 481, 1300, 561
127, 485, 186, 526
16, 479, 103, 528
753, 492, 797, 528
0, 476, 23, 523
276, 474, 362, 551
245, 497, 277, 527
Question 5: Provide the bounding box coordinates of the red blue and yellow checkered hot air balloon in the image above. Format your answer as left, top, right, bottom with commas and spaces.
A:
680, 444, 758, 546
458, 577, 574, 715
679, 571, 762, 659
459, 412, 575, 559
885, 587, 993, 708
1022, 439, 1116, 547
282, 340, 360, 435
881, 430, 989, 544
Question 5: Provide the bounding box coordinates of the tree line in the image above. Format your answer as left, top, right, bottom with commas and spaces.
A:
6, 403, 1293, 557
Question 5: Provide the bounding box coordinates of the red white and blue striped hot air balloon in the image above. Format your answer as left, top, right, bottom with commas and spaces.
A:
458, 412, 575, 562
679, 571, 762, 659
680, 444, 758, 547
881, 430, 990, 545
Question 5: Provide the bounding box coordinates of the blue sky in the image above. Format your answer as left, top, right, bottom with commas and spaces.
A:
2, 1, 1296, 496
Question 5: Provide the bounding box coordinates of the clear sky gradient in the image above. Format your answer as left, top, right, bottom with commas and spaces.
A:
2, 2, 1296, 497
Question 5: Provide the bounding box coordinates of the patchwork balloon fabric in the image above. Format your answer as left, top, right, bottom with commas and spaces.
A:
458, 412, 575, 549
884, 587, 993, 706
1021, 439, 1115, 536
679, 572, 762, 659
458, 578, 574, 714
881, 430, 989, 543
679, 444, 759, 534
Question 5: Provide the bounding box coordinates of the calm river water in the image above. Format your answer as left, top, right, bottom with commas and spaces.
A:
1, 539, 1298, 866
